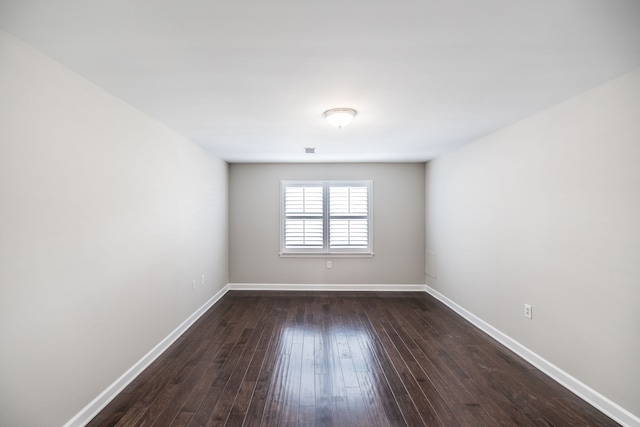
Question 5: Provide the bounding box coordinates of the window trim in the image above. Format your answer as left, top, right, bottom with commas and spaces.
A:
280, 180, 373, 257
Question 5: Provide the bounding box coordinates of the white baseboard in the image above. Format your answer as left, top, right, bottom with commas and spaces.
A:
424, 285, 640, 427
228, 283, 428, 292
63, 284, 230, 427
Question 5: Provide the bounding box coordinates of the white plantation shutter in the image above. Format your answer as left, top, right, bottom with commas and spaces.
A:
283, 185, 324, 248
281, 180, 372, 254
329, 186, 369, 249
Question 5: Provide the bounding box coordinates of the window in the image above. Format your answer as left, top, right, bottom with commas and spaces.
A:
281, 180, 372, 255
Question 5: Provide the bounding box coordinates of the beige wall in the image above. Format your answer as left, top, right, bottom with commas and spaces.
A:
230, 163, 425, 284
425, 68, 640, 417
0, 30, 229, 426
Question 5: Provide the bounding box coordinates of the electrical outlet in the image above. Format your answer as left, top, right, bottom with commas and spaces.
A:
201, 274, 205, 286
524, 304, 532, 319
192, 280, 196, 290
326, 260, 332, 269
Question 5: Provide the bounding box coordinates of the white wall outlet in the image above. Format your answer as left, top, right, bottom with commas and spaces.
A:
326, 260, 332, 269
192, 280, 196, 290
524, 304, 532, 319
201, 274, 205, 285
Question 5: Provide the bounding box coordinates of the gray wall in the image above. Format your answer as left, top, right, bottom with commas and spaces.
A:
230, 163, 425, 284
425, 68, 640, 417
0, 30, 229, 426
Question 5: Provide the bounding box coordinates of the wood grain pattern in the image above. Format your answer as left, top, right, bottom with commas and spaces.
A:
87, 291, 618, 426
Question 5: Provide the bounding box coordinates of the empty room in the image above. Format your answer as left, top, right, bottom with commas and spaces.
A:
1, 0, 639, 426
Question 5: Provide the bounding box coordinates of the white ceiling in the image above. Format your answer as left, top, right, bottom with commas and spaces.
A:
1, 0, 639, 163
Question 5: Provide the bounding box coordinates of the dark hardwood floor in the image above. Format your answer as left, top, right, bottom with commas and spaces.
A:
88, 291, 618, 426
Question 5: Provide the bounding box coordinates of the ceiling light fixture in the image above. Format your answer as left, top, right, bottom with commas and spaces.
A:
322, 108, 357, 129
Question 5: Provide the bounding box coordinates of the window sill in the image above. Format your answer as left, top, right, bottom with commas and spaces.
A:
279, 252, 375, 258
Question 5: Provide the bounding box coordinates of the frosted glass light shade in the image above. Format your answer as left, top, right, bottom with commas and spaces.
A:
323, 108, 357, 128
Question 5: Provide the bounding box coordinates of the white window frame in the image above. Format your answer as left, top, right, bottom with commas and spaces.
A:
280, 180, 373, 256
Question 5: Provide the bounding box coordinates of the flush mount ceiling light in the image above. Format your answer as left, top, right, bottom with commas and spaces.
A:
322, 108, 357, 129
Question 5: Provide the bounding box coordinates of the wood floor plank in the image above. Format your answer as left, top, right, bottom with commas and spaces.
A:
376, 300, 463, 426
362, 301, 442, 426
204, 325, 265, 426
88, 291, 620, 427
229, 321, 275, 418
165, 300, 261, 426
402, 298, 540, 426
401, 308, 520, 426
242, 298, 290, 426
